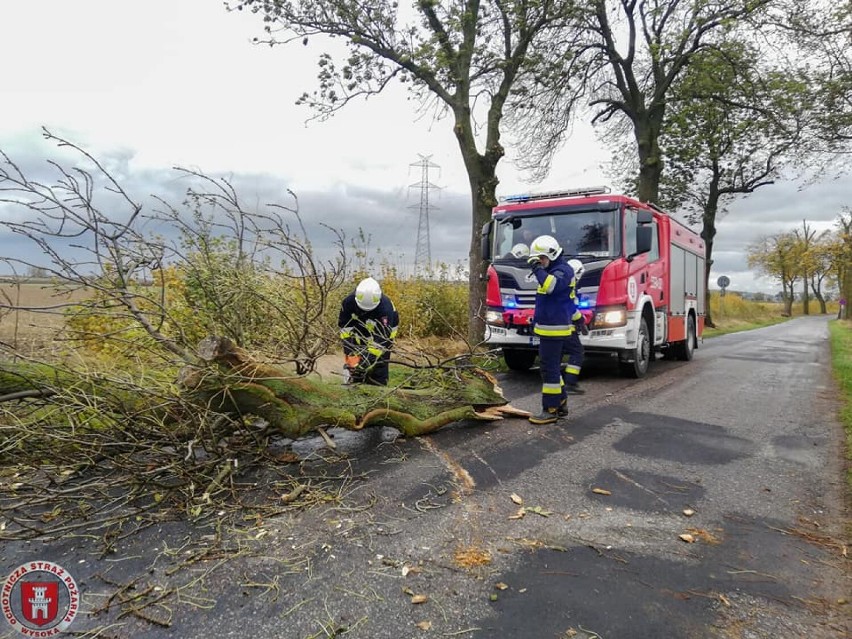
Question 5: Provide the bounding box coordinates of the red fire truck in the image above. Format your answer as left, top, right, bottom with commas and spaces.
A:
481, 186, 705, 377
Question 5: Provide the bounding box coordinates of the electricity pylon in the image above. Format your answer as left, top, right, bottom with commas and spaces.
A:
409, 154, 441, 276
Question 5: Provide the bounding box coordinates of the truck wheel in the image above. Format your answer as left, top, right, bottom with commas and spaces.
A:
673, 315, 696, 361
503, 349, 537, 371
618, 317, 650, 378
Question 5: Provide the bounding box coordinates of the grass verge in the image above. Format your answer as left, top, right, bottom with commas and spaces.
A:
828, 320, 852, 494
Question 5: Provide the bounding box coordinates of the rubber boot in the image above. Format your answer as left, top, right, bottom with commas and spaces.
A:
529, 407, 559, 424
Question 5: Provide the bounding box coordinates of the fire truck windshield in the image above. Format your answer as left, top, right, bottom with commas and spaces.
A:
493, 209, 621, 261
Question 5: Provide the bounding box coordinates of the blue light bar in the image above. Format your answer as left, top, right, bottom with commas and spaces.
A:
498, 185, 610, 204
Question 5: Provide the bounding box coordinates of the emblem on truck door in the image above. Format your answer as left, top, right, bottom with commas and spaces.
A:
628, 276, 638, 304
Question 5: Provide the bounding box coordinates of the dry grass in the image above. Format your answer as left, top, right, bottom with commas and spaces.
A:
0, 281, 89, 357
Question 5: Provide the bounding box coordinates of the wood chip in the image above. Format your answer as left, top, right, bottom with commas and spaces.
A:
316, 426, 337, 449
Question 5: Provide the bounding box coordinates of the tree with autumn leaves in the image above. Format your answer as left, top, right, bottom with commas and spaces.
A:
229, 0, 852, 341
747, 212, 852, 318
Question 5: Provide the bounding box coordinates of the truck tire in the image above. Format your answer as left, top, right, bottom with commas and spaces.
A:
618, 317, 650, 378
672, 315, 696, 361
503, 348, 537, 371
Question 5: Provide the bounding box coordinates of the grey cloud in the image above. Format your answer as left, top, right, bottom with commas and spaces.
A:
0, 137, 475, 275
725, 177, 848, 227
2, 134, 848, 294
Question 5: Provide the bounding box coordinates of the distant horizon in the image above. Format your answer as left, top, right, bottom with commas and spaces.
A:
2, 273, 837, 301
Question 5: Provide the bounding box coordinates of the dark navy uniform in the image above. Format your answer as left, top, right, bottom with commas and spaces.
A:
562, 272, 586, 393
338, 293, 399, 385
530, 256, 582, 413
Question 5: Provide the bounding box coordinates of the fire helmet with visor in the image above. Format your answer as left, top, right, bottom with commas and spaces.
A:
529, 235, 563, 260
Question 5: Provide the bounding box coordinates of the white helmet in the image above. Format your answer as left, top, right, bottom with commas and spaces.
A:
567, 259, 585, 281
355, 277, 382, 311
510, 243, 530, 258
529, 235, 562, 260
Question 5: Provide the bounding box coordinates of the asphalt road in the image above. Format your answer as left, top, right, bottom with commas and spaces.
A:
2, 315, 849, 638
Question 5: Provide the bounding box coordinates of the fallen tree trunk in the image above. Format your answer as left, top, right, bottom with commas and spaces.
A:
1, 337, 528, 440
178, 337, 529, 438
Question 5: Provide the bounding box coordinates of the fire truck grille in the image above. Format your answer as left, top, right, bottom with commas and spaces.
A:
497, 272, 519, 288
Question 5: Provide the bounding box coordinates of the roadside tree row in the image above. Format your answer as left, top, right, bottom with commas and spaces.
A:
747, 211, 852, 317
229, 0, 851, 339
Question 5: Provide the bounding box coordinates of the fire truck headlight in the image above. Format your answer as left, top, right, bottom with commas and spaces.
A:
485, 310, 505, 326
594, 308, 627, 327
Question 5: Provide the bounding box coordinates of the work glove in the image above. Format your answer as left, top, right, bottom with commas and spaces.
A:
574, 316, 590, 335
527, 255, 543, 271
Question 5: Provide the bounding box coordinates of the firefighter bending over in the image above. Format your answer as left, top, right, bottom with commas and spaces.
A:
338, 277, 399, 385
526, 236, 585, 424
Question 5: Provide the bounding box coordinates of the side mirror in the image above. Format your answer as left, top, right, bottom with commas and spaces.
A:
637, 209, 653, 225
480, 221, 493, 261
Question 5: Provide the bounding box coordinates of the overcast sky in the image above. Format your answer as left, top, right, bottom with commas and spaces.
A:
0, 0, 847, 293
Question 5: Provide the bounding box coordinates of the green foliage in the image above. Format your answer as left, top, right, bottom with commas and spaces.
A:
659, 39, 811, 219
346, 261, 469, 340
178, 234, 271, 346
828, 320, 852, 490
709, 291, 782, 322
63, 270, 186, 363
704, 292, 789, 337
378, 264, 469, 339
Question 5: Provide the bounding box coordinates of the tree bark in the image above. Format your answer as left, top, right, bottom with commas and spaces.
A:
700, 180, 721, 328
454, 108, 502, 346
635, 105, 665, 204
1, 339, 530, 440
180, 337, 529, 438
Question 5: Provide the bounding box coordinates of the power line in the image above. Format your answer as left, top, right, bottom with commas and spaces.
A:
408, 154, 441, 276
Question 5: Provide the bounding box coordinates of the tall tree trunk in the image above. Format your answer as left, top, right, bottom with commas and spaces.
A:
810, 277, 827, 314
783, 278, 795, 316
466, 181, 497, 345
453, 107, 502, 345
700, 176, 721, 328
802, 274, 810, 315
635, 106, 665, 204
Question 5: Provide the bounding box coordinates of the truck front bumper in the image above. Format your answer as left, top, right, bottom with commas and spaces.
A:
484, 325, 538, 349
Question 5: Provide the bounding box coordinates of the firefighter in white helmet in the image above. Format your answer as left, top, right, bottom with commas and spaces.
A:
526, 236, 585, 424
506, 243, 530, 259
563, 259, 589, 395
338, 277, 399, 385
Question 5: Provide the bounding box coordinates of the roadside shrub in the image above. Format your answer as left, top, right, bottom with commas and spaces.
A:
347, 262, 469, 340
710, 292, 781, 321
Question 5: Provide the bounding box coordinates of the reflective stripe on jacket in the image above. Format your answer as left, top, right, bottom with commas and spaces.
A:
531, 256, 579, 337
337, 293, 399, 353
